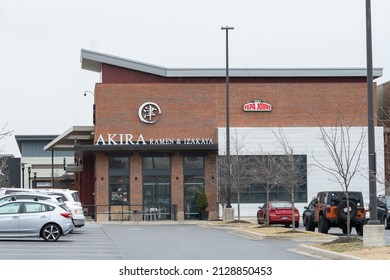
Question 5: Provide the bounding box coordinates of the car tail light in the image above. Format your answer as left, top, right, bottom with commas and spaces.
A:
60, 212, 72, 219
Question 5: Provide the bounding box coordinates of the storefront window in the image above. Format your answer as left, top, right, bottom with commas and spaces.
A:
109, 157, 129, 169
143, 157, 170, 170
218, 155, 307, 204
109, 157, 130, 205
184, 156, 204, 169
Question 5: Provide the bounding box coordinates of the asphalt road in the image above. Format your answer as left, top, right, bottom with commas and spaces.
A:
101, 223, 316, 260
1, 223, 389, 260
0, 223, 315, 260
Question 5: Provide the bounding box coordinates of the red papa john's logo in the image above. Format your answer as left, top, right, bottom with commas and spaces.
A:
243, 100, 272, 112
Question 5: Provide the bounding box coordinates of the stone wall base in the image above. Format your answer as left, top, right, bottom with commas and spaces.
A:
223, 208, 235, 222
363, 224, 385, 247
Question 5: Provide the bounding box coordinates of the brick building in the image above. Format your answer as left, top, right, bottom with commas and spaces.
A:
45, 49, 385, 221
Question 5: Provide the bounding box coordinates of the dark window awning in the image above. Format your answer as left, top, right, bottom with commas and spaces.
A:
45, 126, 218, 154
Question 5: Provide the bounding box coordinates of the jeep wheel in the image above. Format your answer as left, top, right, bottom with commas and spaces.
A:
304, 215, 315, 231
318, 215, 329, 234
336, 200, 357, 222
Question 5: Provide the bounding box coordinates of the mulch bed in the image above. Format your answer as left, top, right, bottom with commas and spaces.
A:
322, 237, 362, 245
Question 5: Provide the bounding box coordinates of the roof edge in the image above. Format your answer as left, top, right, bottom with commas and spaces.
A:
44, 126, 94, 151
81, 49, 383, 79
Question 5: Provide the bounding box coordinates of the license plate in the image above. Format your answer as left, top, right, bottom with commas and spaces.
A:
281, 217, 288, 220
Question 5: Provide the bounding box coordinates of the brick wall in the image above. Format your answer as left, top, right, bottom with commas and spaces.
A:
95, 152, 109, 221
91, 65, 375, 218
94, 78, 370, 142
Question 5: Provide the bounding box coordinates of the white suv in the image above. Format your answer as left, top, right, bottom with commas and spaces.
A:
0, 192, 65, 206
0, 188, 85, 228
35, 189, 85, 228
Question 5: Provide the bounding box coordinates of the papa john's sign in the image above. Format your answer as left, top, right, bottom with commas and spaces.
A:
243, 100, 272, 112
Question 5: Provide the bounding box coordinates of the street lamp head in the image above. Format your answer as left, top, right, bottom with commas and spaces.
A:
84, 91, 94, 97
221, 26, 234, 30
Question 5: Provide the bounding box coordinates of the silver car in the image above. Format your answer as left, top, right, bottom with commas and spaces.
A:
0, 200, 74, 241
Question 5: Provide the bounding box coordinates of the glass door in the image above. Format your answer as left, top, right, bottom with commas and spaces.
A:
184, 176, 204, 219
143, 175, 171, 220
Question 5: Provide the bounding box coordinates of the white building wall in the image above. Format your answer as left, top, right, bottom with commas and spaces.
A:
217, 126, 385, 218
20, 156, 74, 189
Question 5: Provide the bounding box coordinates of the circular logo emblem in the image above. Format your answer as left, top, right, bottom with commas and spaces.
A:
138, 102, 162, 124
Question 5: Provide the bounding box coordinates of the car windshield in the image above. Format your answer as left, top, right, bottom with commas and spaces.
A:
71, 192, 80, 203
386, 198, 390, 207
53, 193, 68, 201
0, 196, 12, 203
270, 202, 291, 208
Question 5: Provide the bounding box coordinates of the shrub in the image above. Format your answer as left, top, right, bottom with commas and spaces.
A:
196, 193, 209, 210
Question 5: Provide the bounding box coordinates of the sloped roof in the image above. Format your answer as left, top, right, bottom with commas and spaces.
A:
81, 49, 383, 78
44, 126, 94, 151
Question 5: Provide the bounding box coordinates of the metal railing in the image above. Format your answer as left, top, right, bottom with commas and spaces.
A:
82, 204, 178, 222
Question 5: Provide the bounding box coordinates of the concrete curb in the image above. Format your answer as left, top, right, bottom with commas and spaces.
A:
298, 244, 362, 260
231, 228, 338, 242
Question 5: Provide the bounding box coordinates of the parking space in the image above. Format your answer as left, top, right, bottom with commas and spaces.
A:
0, 224, 123, 260
1, 222, 389, 260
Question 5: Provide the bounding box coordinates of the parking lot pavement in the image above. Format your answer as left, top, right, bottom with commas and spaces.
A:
0, 224, 123, 260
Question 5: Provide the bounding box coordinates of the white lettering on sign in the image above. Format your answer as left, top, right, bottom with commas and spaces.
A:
95, 134, 146, 145
138, 102, 161, 124
95, 134, 213, 145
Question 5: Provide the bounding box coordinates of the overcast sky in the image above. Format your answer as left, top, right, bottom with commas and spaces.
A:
1, 0, 389, 157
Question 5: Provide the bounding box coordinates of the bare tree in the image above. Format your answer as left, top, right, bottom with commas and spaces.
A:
251, 152, 281, 225
374, 107, 390, 194
0, 158, 11, 187
217, 134, 251, 220
0, 124, 13, 145
0, 124, 13, 187
312, 119, 366, 237
273, 129, 306, 231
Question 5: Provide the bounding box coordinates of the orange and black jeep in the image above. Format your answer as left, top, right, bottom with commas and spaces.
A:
308, 191, 366, 236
